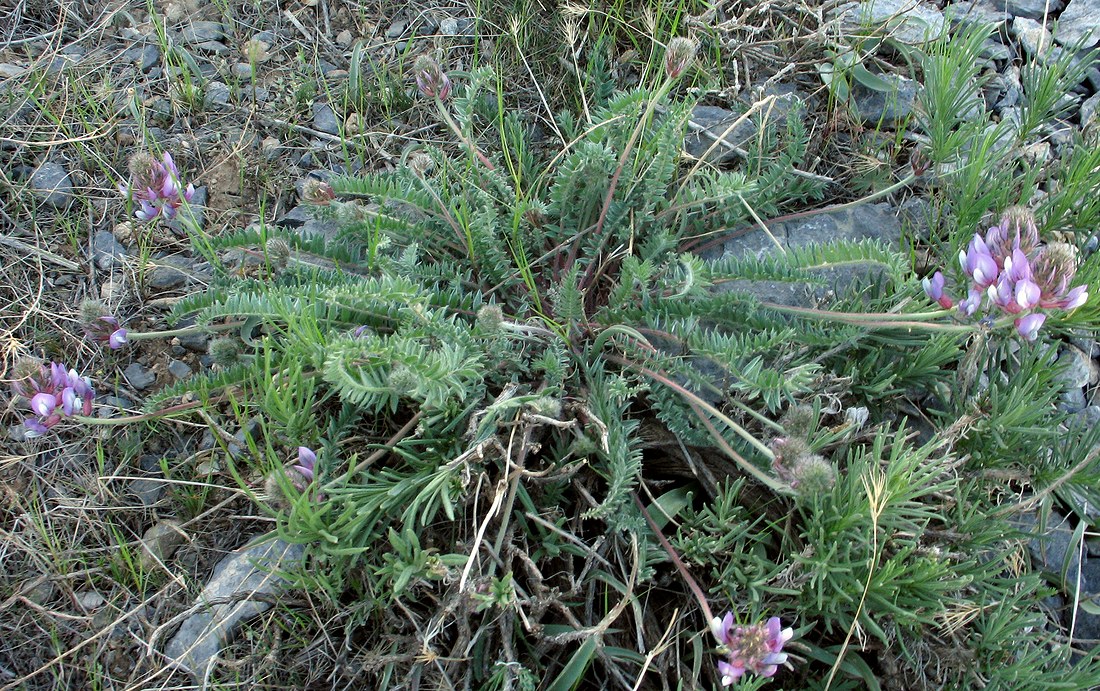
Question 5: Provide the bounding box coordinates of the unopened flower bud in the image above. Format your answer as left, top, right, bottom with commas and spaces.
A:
265, 237, 291, 269
407, 151, 435, 178
664, 37, 697, 79
780, 405, 815, 437
210, 337, 243, 367
302, 179, 335, 205
909, 148, 929, 177
790, 454, 836, 493
477, 304, 504, 333
413, 55, 452, 100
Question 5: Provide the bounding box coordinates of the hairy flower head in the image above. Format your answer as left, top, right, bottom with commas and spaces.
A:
664, 37, 697, 79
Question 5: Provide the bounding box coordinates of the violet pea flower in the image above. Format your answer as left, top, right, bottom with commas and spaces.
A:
922, 271, 953, 309
1015, 313, 1046, 341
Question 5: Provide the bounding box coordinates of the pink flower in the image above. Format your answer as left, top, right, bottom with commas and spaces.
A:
120, 151, 196, 222
11, 362, 95, 437
84, 314, 128, 350
711, 612, 793, 683
922, 271, 953, 308
960, 234, 999, 288
413, 55, 452, 100
1015, 313, 1046, 341
293, 446, 316, 482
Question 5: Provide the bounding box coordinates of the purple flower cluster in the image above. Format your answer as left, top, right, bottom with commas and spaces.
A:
413, 55, 452, 101
119, 152, 195, 222
84, 315, 128, 349
923, 208, 1088, 341
12, 362, 94, 437
293, 446, 316, 483
711, 613, 793, 683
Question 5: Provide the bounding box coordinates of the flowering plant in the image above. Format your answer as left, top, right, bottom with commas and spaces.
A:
119, 151, 195, 222
11, 359, 95, 437
711, 613, 793, 683
923, 208, 1088, 341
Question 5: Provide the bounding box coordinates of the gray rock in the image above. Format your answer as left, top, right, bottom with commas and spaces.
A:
0, 63, 25, 79
123, 44, 160, 72
385, 19, 407, 38
1075, 406, 1100, 427
312, 102, 340, 135
93, 231, 129, 271
980, 38, 1013, 61
203, 81, 231, 109
1061, 387, 1088, 412
139, 520, 187, 571
124, 363, 156, 390
164, 538, 305, 679
276, 205, 343, 243
852, 73, 919, 124
685, 90, 807, 164
1054, 0, 1100, 47
832, 0, 946, 44
167, 359, 192, 379
711, 202, 904, 261
1081, 90, 1100, 126
30, 162, 73, 208
1013, 17, 1055, 57
129, 478, 165, 507
180, 21, 226, 44
147, 256, 196, 290
1088, 66, 1100, 91
178, 332, 210, 353
949, 0, 1011, 29
76, 591, 106, 610
232, 63, 254, 81
1058, 344, 1096, 388
1006, 0, 1064, 18
707, 203, 905, 305
440, 18, 460, 35
191, 40, 232, 56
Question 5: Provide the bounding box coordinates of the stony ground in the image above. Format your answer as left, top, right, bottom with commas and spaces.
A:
3, 0, 1100, 687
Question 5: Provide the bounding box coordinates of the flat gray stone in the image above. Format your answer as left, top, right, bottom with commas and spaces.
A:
203, 81, 231, 109
1057, 344, 1097, 389
147, 258, 192, 290
180, 21, 226, 44
93, 231, 129, 271
30, 162, 73, 208
1054, 0, 1100, 47
833, 0, 946, 44
685, 88, 808, 164
1013, 16, 1056, 57
165, 538, 305, 679
139, 520, 187, 571
191, 40, 232, 56
1006, 0, 1064, 18
276, 205, 343, 242
312, 102, 340, 135
852, 73, 919, 124
949, 0, 1011, 29
0, 63, 25, 79
709, 202, 904, 262
1081, 91, 1100, 125
124, 363, 156, 390
167, 359, 192, 379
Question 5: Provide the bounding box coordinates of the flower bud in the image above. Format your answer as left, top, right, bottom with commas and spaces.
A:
413, 55, 452, 100
664, 37, 697, 79
210, 337, 243, 367
301, 179, 335, 206
477, 304, 504, 333
789, 454, 837, 494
